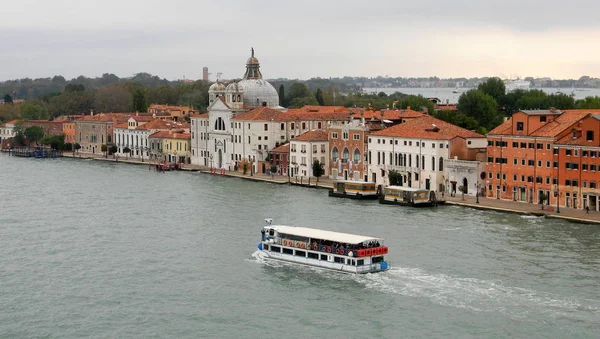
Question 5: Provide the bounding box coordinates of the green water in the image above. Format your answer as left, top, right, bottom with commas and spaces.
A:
1, 155, 599, 338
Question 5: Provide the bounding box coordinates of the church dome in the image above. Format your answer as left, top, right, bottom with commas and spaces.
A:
237, 79, 279, 108
209, 82, 226, 93
238, 48, 279, 108
226, 82, 243, 93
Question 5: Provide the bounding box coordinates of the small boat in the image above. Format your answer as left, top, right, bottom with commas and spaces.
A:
328, 180, 378, 199
452, 89, 460, 94
379, 186, 438, 207
258, 219, 389, 274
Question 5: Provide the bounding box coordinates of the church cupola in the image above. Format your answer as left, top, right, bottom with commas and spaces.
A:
243, 47, 263, 80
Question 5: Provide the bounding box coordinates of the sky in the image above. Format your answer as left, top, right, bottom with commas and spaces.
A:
1, 0, 599, 81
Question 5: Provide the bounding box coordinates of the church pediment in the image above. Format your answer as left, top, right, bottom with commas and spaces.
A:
216, 140, 224, 147
208, 97, 231, 112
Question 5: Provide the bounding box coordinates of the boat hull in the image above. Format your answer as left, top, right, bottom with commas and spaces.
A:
258, 247, 388, 274
379, 197, 436, 207
328, 190, 379, 200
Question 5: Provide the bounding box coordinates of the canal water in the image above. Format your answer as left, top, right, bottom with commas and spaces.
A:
1, 155, 599, 338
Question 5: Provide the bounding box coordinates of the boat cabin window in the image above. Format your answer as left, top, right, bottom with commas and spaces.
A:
357, 259, 364, 266
282, 248, 293, 255
307, 252, 318, 259
295, 250, 306, 257
320, 254, 328, 261
334, 256, 344, 263
269, 229, 275, 236
264, 244, 269, 251
372, 256, 384, 264
271, 245, 280, 253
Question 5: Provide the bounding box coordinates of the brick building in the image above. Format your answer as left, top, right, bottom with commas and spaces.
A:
269, 143, 289, 176
486, 109, 600, 211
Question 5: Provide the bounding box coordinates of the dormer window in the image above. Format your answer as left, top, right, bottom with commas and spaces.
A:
540, 116, 547, 122
516, 122, 524, 131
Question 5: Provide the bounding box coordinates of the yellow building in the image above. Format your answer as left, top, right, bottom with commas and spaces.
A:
149, 130, 191, 164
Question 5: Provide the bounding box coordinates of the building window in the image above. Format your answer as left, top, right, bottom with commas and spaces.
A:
353, 148, 360, 163
332, 147, 339, 161
342, 131, 349, 140
516, 122, 524, 131
566, 149, 572, 156
513, 158, 518, 165
331, 132, 338, 139
587, 131, 594, 141
302, 122, 306, 129
439, 157, 443, 171
353, 134, 360, 140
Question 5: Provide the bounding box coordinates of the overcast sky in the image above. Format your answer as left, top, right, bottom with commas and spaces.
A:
1, 0, 599, 81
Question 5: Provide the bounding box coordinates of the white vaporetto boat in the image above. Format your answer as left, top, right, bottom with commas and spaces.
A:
258, 219, 389, 273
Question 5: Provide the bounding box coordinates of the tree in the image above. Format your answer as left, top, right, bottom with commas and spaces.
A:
388, 170, 403, 186
312, 159, 324, 184
270, 164, 277, 178
315, 88, 325, 105
377, 91, 387, 98
576, 96, 600, 109
3, 94, 13, 104
24, 126, 45, 145
73, 143, 81, 154
287, 83, 310, 103
457, 89, 500, 129
109, 145, 118, 157
132, 88, 148, 112
278, 84, 286, 107
64, 84, 85, 93
289, 96, 318, 108
242, 162, 249, 175
21, 103, 50, 120
94, 84, 132, 113
477, 77, 506, 104
101, 144, 107, 158
122, 146, 131, 159
41, 134, 65, 152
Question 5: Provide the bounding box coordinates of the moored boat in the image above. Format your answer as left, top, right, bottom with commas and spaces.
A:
258, 219, 389, 273
328, 179, 378, 200
379, 186, 438, 207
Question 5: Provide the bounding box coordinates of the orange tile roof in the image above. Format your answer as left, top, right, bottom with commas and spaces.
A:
436, 104, 458, 111
129, 116, 154, 122
360, 109, 425, 121
271, 143, 290, 153
232, 106, 282, 121
0, 119, 19, 126
195, 112, 209, 119
114, 122, 128, 129
136, 119, 188, 130
530, 110, 600, 137
370, 115, 484, 140
487, 119, 513, 135
292, 130, 329, 142
149, 131, 191, 140
299, 105, 349, 113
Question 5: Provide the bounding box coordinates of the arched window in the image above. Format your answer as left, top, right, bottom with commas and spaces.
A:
342, 147, 349, 162
353, 148, 361, 163
439, 157, 444, 171
332, 147, 339, 161
432, 156, 435, 171
215, 117, 225, 131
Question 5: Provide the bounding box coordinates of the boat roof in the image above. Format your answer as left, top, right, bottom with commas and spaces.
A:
333, 180, 375, 184
385, 186, 428, 192
267, 225, 382, 244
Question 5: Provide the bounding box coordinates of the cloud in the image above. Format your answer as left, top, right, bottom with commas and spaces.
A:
1, 0, 599, 80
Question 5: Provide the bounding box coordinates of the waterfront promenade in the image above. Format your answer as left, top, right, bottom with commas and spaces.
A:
61, 152, 600, 225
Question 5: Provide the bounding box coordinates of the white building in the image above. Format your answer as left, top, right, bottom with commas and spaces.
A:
0, 119, 18, 145
190, 49, 280, 169
367, 115, 486, 192
289, 130, 329, 178
444, 157, 487, 197
114, 117, 189, 160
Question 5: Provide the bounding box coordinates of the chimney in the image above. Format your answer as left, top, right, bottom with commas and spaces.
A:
407, 106, 411, 110
360, 109, 365, 125
90, 109, 94, 116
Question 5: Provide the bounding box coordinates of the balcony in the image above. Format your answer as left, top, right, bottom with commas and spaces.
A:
301, 150, 307, 153
313, 150, 318, 154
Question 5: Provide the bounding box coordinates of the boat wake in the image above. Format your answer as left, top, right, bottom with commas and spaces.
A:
355, 266, 600, 320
